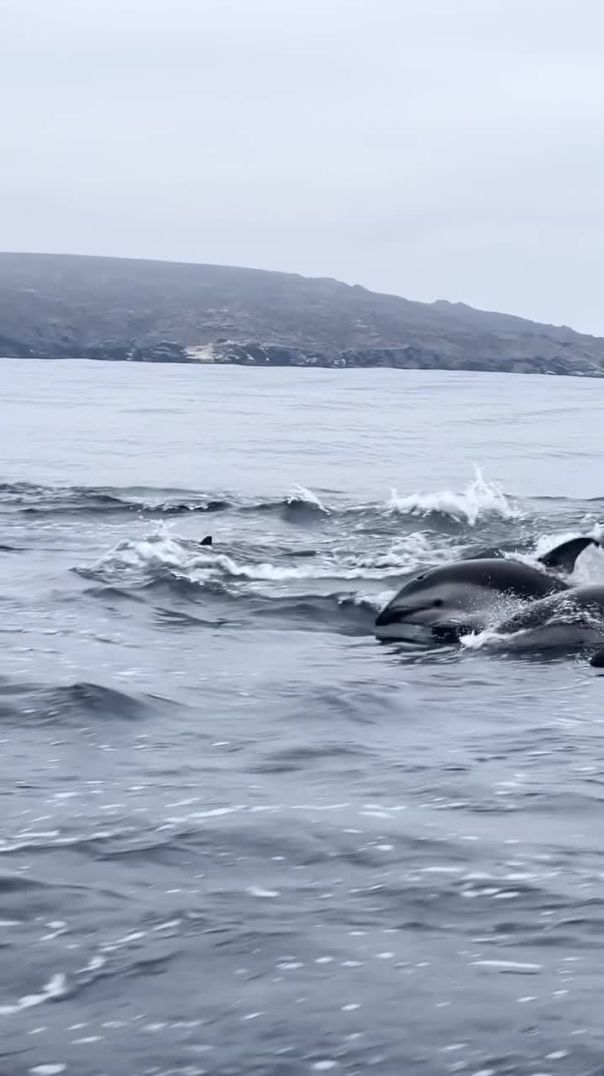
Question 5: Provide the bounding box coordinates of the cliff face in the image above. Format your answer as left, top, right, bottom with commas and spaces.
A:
1, 251, 603, 377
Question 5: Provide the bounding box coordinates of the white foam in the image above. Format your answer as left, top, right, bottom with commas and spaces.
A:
0, 973, 68, 1017
247, 886, 280, 898
85, 473, 524, 595
460, 627, 506, 650
286, 485, 329, 513
88, 534, 422, 587
388, 467, 519, 526
29, 1067, 66, 1076
85, 532, 191, 577
339, 532, 438, 573
75, 954, 106, 974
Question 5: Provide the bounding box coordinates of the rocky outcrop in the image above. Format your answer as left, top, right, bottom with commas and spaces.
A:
193, 340, 604, 376
1, 252, 603, 377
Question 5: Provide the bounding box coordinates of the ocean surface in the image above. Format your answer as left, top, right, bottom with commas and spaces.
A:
2, 358, 604, 1076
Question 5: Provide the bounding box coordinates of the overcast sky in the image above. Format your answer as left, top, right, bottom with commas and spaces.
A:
2, 0, 603, 332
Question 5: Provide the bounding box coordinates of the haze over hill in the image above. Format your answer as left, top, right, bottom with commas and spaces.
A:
1, 251, 603, 377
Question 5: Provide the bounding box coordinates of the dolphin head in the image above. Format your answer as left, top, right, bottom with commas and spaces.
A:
373, 557, 569, 645
374, 572, 487, 643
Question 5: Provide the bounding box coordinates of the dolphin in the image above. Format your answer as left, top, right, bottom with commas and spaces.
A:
590, 645, 604, 668
492, 584, 604, 654
374, 536, 600, 644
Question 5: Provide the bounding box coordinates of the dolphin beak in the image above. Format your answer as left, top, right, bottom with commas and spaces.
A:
375, 602, 434, 628
374, 603, 438, 644
374, 605, 404, 628
374, 603, 465, 644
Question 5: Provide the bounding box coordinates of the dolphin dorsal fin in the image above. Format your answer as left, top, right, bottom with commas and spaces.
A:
538, 536, 599, 573
200, 535, 213, 547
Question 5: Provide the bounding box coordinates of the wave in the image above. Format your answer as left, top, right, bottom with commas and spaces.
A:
0, 479, 331, 521
0, 473, 518, 528
243, 590, 380, 635
152, 588, 381, 635
0, 971, 68, 1017
76, 531, 441, 590
0, 679, 159, 725
283, 484, 329, 514
1, 473, 602, 550
386, 468, 520, 527
88, 582, 380, 635
79, 518, 593, 639
335, 531, 453, 571
79, 535, 386, 635
0, 481, 229, 516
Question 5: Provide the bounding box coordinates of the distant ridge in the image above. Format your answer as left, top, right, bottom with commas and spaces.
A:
1, 251, 603, 377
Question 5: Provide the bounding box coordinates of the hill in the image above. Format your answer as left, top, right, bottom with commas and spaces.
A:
1, 252, 603, 376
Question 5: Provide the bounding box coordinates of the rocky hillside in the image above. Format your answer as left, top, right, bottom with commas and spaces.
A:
1, 252, 603, 377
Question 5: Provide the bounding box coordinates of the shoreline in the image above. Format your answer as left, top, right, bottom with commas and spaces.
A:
1, 349, 601, 378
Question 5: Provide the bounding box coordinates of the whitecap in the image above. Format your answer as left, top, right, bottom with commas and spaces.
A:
0, 973, 68, 1017
29, 1067, 67, 1076
286, 484, 329, 513
387, 467, 519, 527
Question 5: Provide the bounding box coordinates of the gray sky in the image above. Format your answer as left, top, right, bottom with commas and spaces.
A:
2, 0, 604, 333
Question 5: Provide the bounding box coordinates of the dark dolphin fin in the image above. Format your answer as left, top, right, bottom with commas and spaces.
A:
590, 648, 604, 668
538, 536, 600, 573
200, 535, 213, 547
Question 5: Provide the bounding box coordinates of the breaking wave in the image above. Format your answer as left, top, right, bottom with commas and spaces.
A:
0, 472, 519, 527
69, 471, 602, 644
387, 468, 520, 526
75, 531, 439, 589
0, 480, 330, 520
283, 484, 330, 514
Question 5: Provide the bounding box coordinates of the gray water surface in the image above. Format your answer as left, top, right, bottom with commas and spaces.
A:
1, 360, 604, 1076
